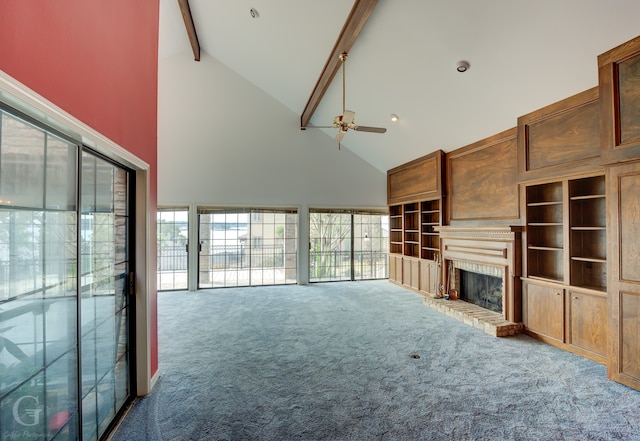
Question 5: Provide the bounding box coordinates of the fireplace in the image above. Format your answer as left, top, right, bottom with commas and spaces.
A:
435, 226, 522, 323
459, 270, 503, 313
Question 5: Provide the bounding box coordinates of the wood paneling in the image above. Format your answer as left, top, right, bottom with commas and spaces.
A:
518, 88, 600, 181
606, 162, 640, 389
599, 35, 640, 165
447, 128, 519, 222
387, 150, 443, 204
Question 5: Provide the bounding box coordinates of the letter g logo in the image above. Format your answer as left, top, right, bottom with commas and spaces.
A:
12, 395, 43, 427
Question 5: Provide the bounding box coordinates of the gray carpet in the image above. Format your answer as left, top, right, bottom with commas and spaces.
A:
111, 280, 640, 441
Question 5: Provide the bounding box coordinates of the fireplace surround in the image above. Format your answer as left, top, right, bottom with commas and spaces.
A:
435, 226, 523, 323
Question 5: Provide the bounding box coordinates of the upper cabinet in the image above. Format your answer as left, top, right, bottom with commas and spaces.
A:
598, 35, 640, 165
518, 87, 601, 181
387, 150, 444, 205
447, 128, 520, 225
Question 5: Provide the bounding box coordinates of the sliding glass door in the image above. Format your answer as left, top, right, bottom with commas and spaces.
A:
309, 210, 389, 282
79, 152, 132, 441
198, 208, 297, 288
0, 107, 133, 441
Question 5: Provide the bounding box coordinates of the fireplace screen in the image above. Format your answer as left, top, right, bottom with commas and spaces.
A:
459, 270, 503, 313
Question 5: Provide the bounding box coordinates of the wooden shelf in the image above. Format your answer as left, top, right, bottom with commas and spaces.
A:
571, 256, 607, 263
527, 201, 563, 207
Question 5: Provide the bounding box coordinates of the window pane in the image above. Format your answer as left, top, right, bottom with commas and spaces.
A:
157, 208, 188, 291
0, 111, 45, 208
46, 134, 77, 210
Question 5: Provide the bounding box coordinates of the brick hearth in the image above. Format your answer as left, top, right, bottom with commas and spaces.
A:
422, 297, 523, 337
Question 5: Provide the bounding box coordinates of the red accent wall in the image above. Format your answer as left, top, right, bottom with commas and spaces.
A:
0, 1, 159, 378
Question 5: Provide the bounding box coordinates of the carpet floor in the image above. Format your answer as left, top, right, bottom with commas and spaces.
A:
111, 280, 640, 441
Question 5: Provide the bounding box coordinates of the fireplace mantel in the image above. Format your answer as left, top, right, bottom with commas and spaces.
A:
434, 225, 523, 322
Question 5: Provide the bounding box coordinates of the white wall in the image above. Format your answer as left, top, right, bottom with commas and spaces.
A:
158, 52, 387, 285
158, 52, 386, 208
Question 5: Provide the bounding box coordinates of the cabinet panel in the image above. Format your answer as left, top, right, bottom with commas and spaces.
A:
518, 88, 601, 180
387, 150, 443, 204
620, 291, 640, 380
618, 54, 640, 146
524, 282, 564, 341
606, 162, 640, 389
448, 128, 519, 221
419, 259, 439, 295
619, 172, 640, 282
598, 35, 640, 165
389, 254, 402, 283
568, 290, 607, 358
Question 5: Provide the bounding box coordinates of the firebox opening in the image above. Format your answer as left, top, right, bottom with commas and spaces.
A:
459, 270, 503, 314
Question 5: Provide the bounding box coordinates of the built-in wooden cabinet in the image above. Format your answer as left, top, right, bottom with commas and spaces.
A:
598, 35, 640, 390
523, 279, 607, 364
387, 151, 444, 296
522, 174, 607, 364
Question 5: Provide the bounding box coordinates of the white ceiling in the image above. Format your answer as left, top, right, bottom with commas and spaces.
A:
159, 0, 640, 172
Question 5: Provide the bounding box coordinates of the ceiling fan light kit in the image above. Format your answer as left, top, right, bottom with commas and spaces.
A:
306, 52, 387, 149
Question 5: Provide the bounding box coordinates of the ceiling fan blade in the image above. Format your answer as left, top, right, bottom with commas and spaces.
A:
342, 110, 355, 125
335, 129, 347, 142
353, 125, 387, 133
305, 125, 336, 129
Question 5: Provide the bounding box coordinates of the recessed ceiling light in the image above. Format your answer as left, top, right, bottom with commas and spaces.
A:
390, 114, 399, 122
249, 8, 259, 18
457, 61, 470, 72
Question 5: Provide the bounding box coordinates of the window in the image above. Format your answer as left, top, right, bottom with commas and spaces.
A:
198, 208, 297, 288
157, 208, 188, 291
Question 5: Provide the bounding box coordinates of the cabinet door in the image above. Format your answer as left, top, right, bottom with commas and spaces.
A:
402, 257, 420, 290
607, 163, 640, 389
523, 282, 564, 342
419, 260, 438, 295
389, 254, 402, 283
567, 290, 608, 359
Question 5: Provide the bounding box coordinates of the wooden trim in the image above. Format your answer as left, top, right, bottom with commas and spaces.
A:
178, 0, 201, 62
597, 34, 640, 66
300, 0, 378, 128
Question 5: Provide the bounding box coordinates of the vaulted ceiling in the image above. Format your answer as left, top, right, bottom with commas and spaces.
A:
159, 0, 640, 172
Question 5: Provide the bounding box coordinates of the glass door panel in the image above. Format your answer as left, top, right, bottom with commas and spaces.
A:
80, 152, 131, 441
0, 109, 79, 440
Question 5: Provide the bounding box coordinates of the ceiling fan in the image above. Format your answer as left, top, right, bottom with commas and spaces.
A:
308, 53, 386, 148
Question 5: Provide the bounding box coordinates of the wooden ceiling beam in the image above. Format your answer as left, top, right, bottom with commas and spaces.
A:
300, 0, 378, 128
178, 0, 201, 61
